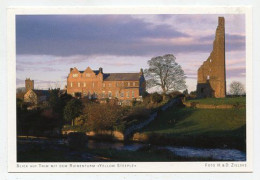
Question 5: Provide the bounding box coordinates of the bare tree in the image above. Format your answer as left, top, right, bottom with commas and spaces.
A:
144, 54, 187, 94
229, 81, 245, 96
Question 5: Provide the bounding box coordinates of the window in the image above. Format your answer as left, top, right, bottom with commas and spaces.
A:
128, 82, 130, 86
116, 91, 119, 98
72, 74, 78, 78
84, 82, 86, 87
103, 83, 105, 88
108, 91, 112, 98
102, 91, 105, 98
86, 73, 90, 77
116, 82, 119, 87
92, 82, 95, 88
132, 91, 135, 98
133, 82, 136, 86
121, 82, 124, 86
207, 75, 210, 80
126, 91, 129, 98
78, 82, 80, 87
120, 92, 124, 97
71, 82, 73, 87
109, 83, 111, 87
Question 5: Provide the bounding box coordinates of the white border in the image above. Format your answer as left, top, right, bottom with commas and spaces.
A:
7, 6, 253, 173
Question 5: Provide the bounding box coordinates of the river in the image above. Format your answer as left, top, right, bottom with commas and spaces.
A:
18, 137, 246, 161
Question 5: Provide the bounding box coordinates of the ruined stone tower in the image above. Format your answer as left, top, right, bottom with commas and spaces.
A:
25, 78, 34, 92
197, 17, 226, 98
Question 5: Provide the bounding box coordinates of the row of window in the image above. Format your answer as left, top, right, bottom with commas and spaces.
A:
72, 73, 91, 78
69, 81, 138, 88
78, 91, 135, 98
103, 91, 135, 98
71, 82, 95, 88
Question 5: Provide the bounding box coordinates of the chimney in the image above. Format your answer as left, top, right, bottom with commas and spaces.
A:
99, 67, 103, 73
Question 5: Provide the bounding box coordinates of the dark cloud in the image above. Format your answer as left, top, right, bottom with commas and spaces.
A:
16, 15, 189, 56
16, 63, 61, 72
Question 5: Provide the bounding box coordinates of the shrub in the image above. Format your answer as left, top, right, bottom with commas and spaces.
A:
126, 107, 151, 121
168, 91, 182, 98
150, 92, 163, 103
84, 103, 127, 132
142, 91, 150, 98
63, 99, 83, 126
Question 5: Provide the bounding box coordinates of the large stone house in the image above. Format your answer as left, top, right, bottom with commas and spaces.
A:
66, 67, 146, 103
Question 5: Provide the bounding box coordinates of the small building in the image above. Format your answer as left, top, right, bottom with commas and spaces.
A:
24, 89, 50, 105
23, 78, 49, 105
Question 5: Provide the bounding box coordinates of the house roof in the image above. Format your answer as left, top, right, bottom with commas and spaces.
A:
76, 67, 141, 81
79, 70, 99, 75
103, 73, 140, 81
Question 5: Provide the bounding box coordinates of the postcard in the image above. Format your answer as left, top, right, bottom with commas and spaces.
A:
7, 6, 252, 172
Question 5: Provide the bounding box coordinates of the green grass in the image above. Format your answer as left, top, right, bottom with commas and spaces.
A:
142, 107, 246, 138
186, 97, 246, 106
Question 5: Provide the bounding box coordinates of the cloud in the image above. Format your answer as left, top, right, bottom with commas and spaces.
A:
16, 14, 246, 92
226, 66, 245, 79
16, 15, 189, 56
16, 78, 24, 85
16, 15, 245, 57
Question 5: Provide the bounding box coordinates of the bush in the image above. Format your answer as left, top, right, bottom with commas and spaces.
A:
168, 91, 182, 98
63, 99, 83, 126
142, 91, 150, 98
150, 92, 163, 103
84, 103, 127, 132
126, 107, 151, 121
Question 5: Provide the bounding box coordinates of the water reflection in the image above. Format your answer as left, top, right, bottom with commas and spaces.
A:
166, 146, 246, 161
18, 138, 246, 161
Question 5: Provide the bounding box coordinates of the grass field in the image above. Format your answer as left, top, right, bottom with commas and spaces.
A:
138, 105, 246, 151
142, 107, 246, 137
186, 97, 246, 106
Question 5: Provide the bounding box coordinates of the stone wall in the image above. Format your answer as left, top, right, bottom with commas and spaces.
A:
183, 101, 245, 109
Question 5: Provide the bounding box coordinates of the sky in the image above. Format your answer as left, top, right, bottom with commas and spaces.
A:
16, 14, 246, 92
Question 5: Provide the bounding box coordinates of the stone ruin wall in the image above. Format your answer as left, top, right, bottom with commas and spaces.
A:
197, 17, 226, 98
